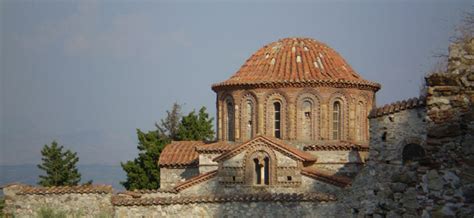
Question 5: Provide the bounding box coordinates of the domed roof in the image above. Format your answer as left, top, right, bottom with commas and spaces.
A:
212, 37, 380, 91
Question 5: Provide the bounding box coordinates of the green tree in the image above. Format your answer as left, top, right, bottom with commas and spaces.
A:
156, 102, 182, 140
176, 107, 215, 141
120, 129, 168, 190
37, 141, 82, 186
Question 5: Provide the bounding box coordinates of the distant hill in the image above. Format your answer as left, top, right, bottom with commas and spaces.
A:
0, 164, 126, 192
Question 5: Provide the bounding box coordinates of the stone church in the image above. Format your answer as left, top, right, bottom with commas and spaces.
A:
4, 37, 472, 217
158, 37, 380, 195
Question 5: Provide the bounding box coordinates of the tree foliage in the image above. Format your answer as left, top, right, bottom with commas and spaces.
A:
156, 102, 182, 140
121, 104, 215, 190
120, 129, 169, 190
37, 141, 82, 187
176, 107, 215, 141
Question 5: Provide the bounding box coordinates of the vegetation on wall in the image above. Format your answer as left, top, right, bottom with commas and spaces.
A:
121, 103, 215, 190
37, 141, 88, 186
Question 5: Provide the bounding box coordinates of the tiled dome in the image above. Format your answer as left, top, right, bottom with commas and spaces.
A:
212, 37, 380, 90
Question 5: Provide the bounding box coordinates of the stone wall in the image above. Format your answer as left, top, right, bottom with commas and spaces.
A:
2, 184, 113, 217
114, 201, 340, 218
159, 167, 199, 189
340, 38, 474, 217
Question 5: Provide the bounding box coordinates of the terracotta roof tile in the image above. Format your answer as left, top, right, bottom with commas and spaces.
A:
303, 141, 369, 151
195, 141, 239, 153
112, 192, 336, 206
17, 185, 113, 195
158, 141, 205, 167
174, 170, 218, 192
212, 38, 380, 91
213, 135, 316, 162
301, 168, 352, 188
369, 97, 426, 118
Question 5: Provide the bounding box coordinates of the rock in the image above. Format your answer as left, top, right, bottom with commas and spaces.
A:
390, 183, 408, 193
442, 171, 460, 187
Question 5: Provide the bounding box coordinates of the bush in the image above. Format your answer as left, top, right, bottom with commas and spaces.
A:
37, 207, 67, 218
0, 196, 5, 217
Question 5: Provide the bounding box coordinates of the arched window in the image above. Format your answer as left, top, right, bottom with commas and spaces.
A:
273, 102, 281, 138
302, 100, 313, 141
244, 100, 254, 140
332, 101, 342, 140
356, 102, 362, 141
402, 144, 425, 164
226, 100, 235, 141
253, 154, 270, 185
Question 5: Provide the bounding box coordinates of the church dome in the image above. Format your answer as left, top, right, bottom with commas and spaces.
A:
212, 37, 380, 91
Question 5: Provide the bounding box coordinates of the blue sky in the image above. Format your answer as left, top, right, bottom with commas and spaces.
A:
0, 0, 471, 165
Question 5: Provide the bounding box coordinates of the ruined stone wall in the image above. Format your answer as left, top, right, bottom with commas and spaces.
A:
340, 38, 474, 217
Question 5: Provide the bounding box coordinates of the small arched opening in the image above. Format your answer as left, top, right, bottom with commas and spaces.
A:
402, 143, 426, 164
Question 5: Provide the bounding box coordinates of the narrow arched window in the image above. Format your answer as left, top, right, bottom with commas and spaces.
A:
253, 154, 270, 185
332, 101, 342, 140
226, 100, 235, 141
302, 100, 313, 141
356, 102, 362, 141
245, 100, 254, 140
273, 102, 281, 138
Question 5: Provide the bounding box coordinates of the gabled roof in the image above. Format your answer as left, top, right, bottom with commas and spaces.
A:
158, 141, 205, 167
213, 135, 316, 162
301, 167, 352, 188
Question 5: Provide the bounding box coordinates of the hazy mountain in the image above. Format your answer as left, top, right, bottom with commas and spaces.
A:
0, 164, 126, 191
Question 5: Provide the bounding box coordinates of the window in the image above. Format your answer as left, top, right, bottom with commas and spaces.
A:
253, 155, 270, 185
245, 100, 254, 140
274, 102, 281, 138
302, 100, 312, 141
332, 101, 342, 140
226, 100, 235, 141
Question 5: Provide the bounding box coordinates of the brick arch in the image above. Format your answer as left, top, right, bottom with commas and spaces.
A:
328, 91, 349, 140
295, 90, 322, 141
243, 145, 278, 185
263, 90, 289, 139
239, 91, 258, 141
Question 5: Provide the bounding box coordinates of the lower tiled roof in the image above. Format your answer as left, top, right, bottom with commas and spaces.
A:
112, 192, 336, 206
303, 141, 369, 151
158, 141, 205, 167
301, 167, 352, 188
174, 170, 218, 192
17, 185, 113, 195
369, 97, 425, 118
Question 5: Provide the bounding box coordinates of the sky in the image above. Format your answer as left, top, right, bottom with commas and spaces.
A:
0, 0, 472, 165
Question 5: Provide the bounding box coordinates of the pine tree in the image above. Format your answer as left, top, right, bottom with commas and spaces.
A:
176, 107, 215, 141
37, 141, 82, 186
120, 129, 168, 190
156, 102, 182, 140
